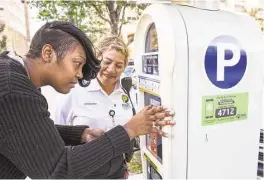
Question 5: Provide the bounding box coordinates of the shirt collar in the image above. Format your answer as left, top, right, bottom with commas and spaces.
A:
86, 78, 123, 93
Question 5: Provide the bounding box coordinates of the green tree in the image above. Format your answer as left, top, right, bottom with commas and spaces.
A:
242, 7, 264, 31
0, 24, 7, 53
30, 1, 148, 43
127, 151, 142, 174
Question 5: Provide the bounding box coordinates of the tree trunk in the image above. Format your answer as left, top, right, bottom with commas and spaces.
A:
111, 24, 118, 35
107, 1, 119, 35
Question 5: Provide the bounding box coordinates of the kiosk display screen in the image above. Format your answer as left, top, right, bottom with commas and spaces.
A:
142, 54, 159, 75
145, 23, 158, 53
143, 22, 159, 76
145, 93, 162, 163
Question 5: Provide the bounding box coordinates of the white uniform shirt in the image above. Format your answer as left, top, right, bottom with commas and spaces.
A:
54, 78, 136, 130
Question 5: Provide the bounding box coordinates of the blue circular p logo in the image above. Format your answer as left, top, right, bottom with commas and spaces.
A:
204, 36, 247, 89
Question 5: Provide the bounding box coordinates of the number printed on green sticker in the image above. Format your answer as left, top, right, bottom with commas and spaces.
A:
202, 93, 248, 126
215, 107, 237, 118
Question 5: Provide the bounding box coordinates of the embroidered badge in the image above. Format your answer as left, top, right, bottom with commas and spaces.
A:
122, 94, 129, 103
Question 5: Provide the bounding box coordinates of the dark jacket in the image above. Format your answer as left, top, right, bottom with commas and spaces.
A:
0, 52, 131, 179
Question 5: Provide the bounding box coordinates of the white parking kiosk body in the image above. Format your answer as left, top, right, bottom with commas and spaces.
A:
133, 4, 264, 179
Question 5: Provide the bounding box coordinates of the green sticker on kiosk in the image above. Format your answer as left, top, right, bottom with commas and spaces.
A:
202, 92, 248, 126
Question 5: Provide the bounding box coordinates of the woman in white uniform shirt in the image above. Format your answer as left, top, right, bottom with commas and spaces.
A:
54, 36, 135, 179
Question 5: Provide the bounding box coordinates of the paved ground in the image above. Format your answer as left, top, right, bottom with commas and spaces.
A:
128, 173, 143, 179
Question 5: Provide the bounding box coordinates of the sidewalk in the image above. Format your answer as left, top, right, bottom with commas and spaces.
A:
128, 173, 143, 179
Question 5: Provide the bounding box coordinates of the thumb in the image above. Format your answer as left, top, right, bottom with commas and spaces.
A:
87, 127, 105, 137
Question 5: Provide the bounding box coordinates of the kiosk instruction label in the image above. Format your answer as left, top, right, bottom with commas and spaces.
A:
202, 92, 248, 126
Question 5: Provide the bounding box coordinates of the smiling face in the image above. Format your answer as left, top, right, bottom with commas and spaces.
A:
49, 44, 86, 94
97, 49, 126, 87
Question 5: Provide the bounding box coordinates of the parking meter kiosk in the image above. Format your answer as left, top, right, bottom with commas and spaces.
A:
133, 4, 264, 179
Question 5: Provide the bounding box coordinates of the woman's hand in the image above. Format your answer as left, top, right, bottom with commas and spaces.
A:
124, 105, 175, 139
81, 127, 105, 142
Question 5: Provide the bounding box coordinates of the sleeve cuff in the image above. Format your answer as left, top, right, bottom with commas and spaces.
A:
56, 125, 88, 144
105, 125, 131, 157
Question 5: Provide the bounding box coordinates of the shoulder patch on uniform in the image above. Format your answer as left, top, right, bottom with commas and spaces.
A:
122, 94, 129, 103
